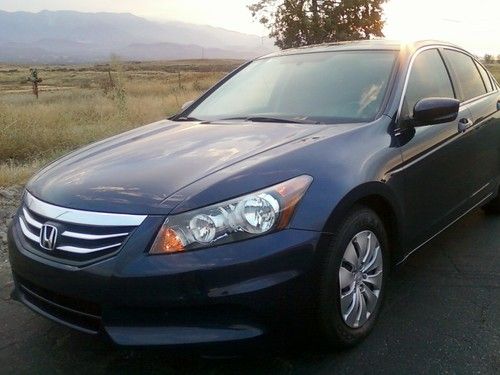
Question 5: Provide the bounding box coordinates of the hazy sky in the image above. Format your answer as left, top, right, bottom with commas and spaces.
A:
1, 0, 499, 55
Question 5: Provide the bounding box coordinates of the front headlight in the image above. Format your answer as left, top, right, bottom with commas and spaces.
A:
150, 175, 313, 254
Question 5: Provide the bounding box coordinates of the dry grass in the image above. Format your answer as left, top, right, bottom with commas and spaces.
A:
0, 159, 49, 187
486, 64, 500, 83
0, 60, 240, 186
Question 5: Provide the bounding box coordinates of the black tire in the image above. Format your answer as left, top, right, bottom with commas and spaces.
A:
482, 190, 500, 214
317, 205, 389, 348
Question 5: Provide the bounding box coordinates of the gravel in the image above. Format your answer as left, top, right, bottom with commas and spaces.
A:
0, 186, 23, 260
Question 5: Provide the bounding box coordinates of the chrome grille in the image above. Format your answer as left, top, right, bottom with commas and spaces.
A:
18, 192, 146, 265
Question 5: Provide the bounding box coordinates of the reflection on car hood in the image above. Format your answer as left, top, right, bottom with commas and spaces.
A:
27, 120, 328, 214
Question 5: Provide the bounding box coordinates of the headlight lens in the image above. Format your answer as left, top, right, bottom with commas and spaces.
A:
235, 193, 280, 234
150, 175, 313, 254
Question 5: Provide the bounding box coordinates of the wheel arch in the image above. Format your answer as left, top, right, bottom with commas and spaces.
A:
320, 182, 404, 260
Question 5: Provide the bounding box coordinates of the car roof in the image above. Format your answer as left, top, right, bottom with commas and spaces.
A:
259, 39, 463, 58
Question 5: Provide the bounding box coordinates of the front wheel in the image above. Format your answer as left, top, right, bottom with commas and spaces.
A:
318, 206, 389, 348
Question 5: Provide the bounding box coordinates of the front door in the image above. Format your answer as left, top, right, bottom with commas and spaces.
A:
395, 48, 477, 247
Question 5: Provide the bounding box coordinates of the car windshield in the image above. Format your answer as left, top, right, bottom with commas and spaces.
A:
184, 50, 397, 124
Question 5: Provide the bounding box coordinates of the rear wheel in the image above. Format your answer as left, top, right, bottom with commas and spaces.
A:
318, 206, 389, 348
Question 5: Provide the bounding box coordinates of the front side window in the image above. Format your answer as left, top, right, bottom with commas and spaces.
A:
185, 51, 398, 124
402, 49, 455, 118
443, 49, 487, 101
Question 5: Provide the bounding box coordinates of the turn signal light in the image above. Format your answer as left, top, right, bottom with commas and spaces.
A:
150, 227, 185, 254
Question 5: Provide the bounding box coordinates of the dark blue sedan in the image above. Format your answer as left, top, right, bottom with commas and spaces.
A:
8, 40, 500, 348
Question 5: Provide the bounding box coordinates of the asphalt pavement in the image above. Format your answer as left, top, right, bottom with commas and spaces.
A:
0, 209, 498, 374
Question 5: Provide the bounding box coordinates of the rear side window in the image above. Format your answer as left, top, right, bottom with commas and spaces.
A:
443, 49, 487, 100
475, 61, 494, 92
403, 49, 454, 117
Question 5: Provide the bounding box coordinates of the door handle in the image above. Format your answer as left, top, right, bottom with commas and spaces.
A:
458, 118, 473, 133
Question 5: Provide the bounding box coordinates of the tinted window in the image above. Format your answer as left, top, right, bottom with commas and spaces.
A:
403, 49, 454, 117
443, 49, 487, 100
187, 51, 397, 124
475, 61, 494, 92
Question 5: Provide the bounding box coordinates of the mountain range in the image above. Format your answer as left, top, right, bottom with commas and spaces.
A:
0, 10, 276, 63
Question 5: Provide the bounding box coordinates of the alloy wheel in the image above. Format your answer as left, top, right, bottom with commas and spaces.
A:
339, 230, 383, 328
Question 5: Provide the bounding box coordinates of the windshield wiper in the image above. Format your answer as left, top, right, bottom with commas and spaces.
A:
220, 116, 321, 124
174, 116, 202, 122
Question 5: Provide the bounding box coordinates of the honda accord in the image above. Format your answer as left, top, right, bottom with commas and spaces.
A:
8, 40, 500, 348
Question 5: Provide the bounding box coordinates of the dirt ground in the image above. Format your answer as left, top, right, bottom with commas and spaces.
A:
0, 189, 499, 374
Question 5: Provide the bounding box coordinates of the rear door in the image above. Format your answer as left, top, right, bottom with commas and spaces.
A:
442, 48, 500, 202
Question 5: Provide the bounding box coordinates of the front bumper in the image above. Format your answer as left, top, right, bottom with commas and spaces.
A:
8, 217, 322, 346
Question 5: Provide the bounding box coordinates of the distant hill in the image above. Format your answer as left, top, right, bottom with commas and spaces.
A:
0, 10, 276, 63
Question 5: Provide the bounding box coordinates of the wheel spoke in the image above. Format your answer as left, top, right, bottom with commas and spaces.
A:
362, 285, 379, 313
362, 232, 372, 263
353, 232, 368, 262
343, 242, 358, 268
355, 288, 367, 327
364, 270, 383, 289
362, 245, 382, 273
339, 266, 355, 289
341, 284, 355, 309
343, 287, 358, 327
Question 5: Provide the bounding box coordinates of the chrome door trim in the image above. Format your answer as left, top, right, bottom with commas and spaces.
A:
396, 45, 453, 123
397, 192, 494, 265
396, 44, 499, 123
25, 192, 147, 227
462, 90, 500, 106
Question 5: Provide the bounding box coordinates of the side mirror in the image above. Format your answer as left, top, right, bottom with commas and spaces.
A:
413, 97, 460, 126
181, 100, 194, 111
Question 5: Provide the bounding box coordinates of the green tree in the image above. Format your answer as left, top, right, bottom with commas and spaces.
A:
484, 54, 493, 64
249, 0, 386, 49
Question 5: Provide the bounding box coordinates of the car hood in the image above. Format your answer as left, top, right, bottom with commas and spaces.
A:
27, 120, 329, 214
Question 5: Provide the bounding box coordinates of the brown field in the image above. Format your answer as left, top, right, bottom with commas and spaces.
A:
0, 60, 499, 187
487, 64, 500, 82
0, 59, 242, 186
